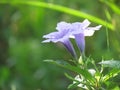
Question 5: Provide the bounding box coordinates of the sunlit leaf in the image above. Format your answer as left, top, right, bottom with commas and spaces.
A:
112, 86, 120, 90
99, 60, 120, 81
103, 69, 120, 81
99, 60, 120, 69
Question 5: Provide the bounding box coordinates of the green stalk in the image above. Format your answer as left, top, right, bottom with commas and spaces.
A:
0, 1, 114, 30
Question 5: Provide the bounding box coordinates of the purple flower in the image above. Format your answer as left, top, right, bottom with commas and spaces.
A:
70, 19, 102, 55
56, 19, 101, 55
42, 23, 77, 59
42, 19, 102, 58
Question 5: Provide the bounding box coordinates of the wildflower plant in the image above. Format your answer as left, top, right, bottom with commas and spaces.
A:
42, 19, 120, 90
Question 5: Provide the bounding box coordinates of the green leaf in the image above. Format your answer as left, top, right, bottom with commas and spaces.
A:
64, 73, 75, 81
44, 59, 68, 66
112, 86, 120, 90
0, 0, 114, 30
99, 60, 120, 69
99, 60, 120, 81
44, 60, 95, 83
64, 73, 80, 89
103, 69, 120, 81
67, 82, 80, 89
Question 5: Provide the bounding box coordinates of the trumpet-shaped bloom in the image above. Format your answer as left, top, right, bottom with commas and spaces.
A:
55, 19, 101, 54
42, 24, 77, 59
42, 19, 102, 58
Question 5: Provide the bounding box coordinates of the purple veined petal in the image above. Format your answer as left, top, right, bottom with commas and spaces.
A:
74, 34, 85, 55
62, 39, 77, 59
43, 32, 59, 38
42, 30, 70, 42
87, 25, 102, 31
71, 22, 83, 34
71, 19, 90, 34
72, 19, 90, 29
43, 38, 77, 59
56, 21, 72, 31
84, 30, 95, 36
42, 30, 77, 59
84, 25, 102, 36
82, 19, 91, 28
71, 19, 90, 35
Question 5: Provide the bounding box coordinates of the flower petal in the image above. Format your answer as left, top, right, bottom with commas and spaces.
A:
62, 39, 77, 59
74, 34, 85, 54
42, 29, 77, 58
72, 22, 83, 34
84, 30, 95, 36
43, 32, 59, 38
56, 21, 72, 31
84, 25, 102, 36
87, 25, 102, 31
82, 19, 91, 28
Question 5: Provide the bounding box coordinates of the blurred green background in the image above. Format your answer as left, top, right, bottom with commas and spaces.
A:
0, 0, 120, 90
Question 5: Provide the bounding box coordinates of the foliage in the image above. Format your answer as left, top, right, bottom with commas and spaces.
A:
0, 0, 120, 90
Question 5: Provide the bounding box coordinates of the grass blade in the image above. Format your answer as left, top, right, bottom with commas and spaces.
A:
100, 0, 120, 15
0, 0, 114, 30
